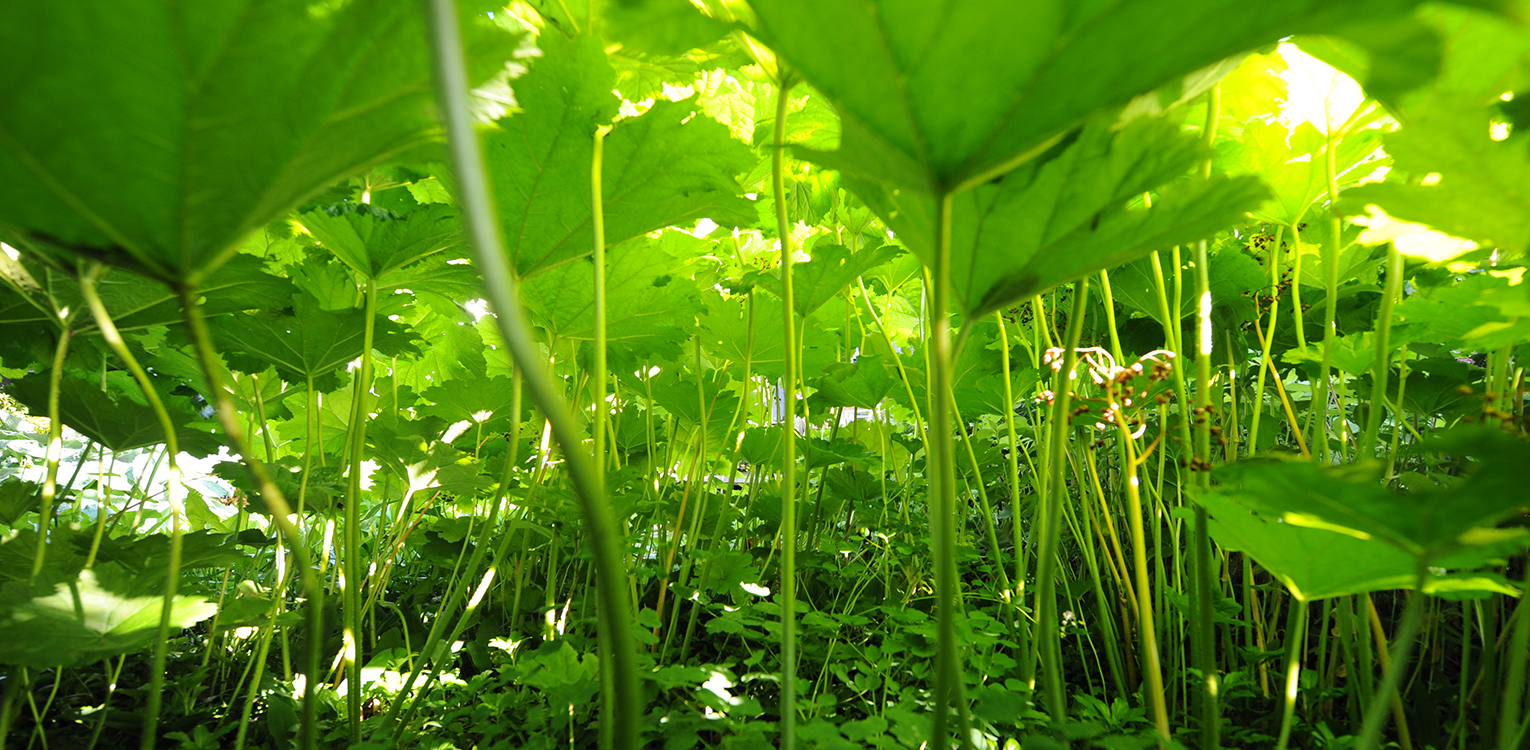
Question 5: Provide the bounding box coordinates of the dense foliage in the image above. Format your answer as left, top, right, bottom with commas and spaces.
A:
1, 1, 1528, 749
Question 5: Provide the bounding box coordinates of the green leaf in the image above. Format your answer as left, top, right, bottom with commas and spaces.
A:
1204, 492, 1514, 601
295, 203, 462, 281
209, 292, 417, 393
523, 234, 704, 360
1213, 428, 1530, 560
0, 478, 40, 526
758, 242, 901, 318
750, 0, 1433, 192
858, 118, 1268, 318
808, 356, 898, 412
484, 35, 753, 277
417, 375, 525, 437
0, 0, 517, 284
0, 564, 218, 668
1344, 92, 1530, 254
602, 0, 734, 57
6, 372, 220, 456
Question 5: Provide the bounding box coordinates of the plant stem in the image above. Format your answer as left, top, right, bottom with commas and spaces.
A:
1037, 279, 1089, 724
928, 190, 971, 748
1356, 567, 1427, 750
340, 275, 377, 743
1192, 85, 1222, 750
423, 4, 640, 747
1275, 598, 1308, 750
179, 284, 321, 750
31, 326, 71, 582
770, 76, 801, 750
1359, 246, 1401, 458
81, 268, 185, 750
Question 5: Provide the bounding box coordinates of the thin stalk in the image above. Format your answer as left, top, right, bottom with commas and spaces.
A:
1192, 86, 1222, 750
340, 276, 377, 743
995, 311, 1033, 669
1358, 247, 1401, 458
1247, 225, 1284, 455
1116, 415, 1170, 743
1275, 598, 1309, 750
178, 285, 321, 750
771, 76, 801, 749
1356, 566, 1428, 750
1498, 567, 1530, 750
1036, 280, 1090, 724
31, 327, 71, 581
1314, 130, 1345, 462
81, 267, 183, 750
423, 5, 640, 747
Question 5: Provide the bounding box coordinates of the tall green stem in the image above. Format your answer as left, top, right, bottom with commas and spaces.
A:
1036, 280, 1089, 724
1192, 87, 1222, 750
178, 285, 321, 750
1275, 598, 1309, 750
426, 4, 640, 745
80, 268, 183, 750
1358, 247, 1401, 458
929, 193, 970, 748
1314, 130, 1345, 462
31, 326, 71, 582
1356, 567, 1427, 750
340, 276, 377, 743
771, 77, 801, 750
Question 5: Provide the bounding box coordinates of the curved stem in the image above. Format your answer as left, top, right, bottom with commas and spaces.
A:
1116, 414, 1170, 742
1355, 566, 1427, 750
422, 5, 640, 747
1358, 247, 1401, 458
178, 284, 321, 750
80, 267, 183, 750
31, 325, 72, 582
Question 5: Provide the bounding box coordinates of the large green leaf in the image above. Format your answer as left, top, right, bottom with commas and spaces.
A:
6, 373, 221, 456
0, 254, 294, 334
209, 292, 418, 393
0, 0, 516, 285
1204, 493, 1516, 601
1344, 92, 1530, 254
1213, 428, 1530, 560
748, 0, 1435, 193
860, 119, 1268, 318
484, 34, 754, 277
522, 234, 704, 359
0, 564, 218, 668
756, 242, 902, 319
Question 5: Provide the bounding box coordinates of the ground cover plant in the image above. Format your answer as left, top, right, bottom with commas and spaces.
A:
0, 0, 1528, 748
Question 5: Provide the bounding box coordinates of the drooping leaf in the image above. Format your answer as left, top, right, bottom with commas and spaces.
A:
1213, 428, 1530, 560
749, 0, 1435, 192
1344, 92, 1530, 254
859, 118, 1269, 319
0, 0, 517, 284
6, 373, 221, 456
